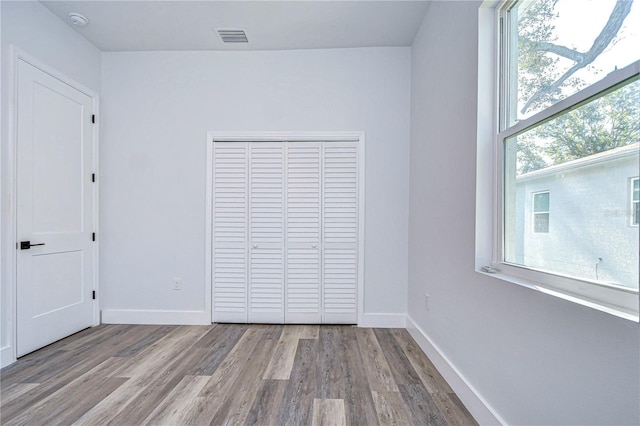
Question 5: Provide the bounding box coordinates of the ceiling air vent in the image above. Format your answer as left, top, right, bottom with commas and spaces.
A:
216, 29, 249, 44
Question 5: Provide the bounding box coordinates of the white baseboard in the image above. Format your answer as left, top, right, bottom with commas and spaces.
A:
405, 315, 505, 426
101, 309, 211, 325
1, 345, 15, 369
101, 310, 405, 327
359, 313, 407, 328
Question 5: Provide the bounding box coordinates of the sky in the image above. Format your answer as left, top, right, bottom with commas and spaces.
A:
555, 0, 639, 75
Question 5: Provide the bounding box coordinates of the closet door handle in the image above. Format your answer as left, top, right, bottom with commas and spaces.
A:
311, 244, 317, 248
252, 243, 259, 249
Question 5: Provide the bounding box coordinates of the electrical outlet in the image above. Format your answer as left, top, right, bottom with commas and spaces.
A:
425, 293, 430, 311
172, 278, 182, 290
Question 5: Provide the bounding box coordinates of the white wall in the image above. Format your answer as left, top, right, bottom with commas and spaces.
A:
408, 2, 640, 425
100, 48, 410, 324
0, 1, 102, 367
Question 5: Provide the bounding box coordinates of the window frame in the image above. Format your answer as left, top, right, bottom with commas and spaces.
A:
632, 177, 639, 227
481, 0, 640, 321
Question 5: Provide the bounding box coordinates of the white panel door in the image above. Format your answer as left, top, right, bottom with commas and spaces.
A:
248, 142, 285, 323
212, 142, 248, 322
285, 142, 322, 323
322, 142, 358, 323
16, 59, 95, 356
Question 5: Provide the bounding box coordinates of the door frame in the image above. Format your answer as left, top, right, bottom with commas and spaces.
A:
205, 131, 366, 325
5, 47, 100, 364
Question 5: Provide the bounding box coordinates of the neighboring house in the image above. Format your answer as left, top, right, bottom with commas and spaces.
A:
513, 143, 639, 289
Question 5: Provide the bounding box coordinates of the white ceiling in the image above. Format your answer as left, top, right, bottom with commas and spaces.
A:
40, 1, 432, 52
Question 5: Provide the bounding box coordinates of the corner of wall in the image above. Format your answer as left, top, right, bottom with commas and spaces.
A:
359, 313, 407, 328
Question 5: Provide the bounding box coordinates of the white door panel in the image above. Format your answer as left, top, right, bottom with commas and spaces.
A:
212, 142, 248, 322
16, 59, 95, 356
248, 143, 284, 323
286, 142, 321, 323
322, 142, 358, 324
31, 250, 86, 328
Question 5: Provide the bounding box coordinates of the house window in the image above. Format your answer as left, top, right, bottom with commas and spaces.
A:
532, 191, 549, 233
633, 178, 639, 226
491, 0, 640, 319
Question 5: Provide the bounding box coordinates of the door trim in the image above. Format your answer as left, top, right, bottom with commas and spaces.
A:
6, 46, 100, 365
206, 131, 366, 325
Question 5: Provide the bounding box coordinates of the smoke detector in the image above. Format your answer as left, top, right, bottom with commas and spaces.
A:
69, 13, 89, 27
216, 29, 249, 44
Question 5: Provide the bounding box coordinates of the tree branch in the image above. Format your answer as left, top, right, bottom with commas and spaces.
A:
522, 40, 584, 62
521, 0, 633, 114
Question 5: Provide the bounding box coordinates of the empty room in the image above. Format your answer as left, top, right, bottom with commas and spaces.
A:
1, 0, 639, 425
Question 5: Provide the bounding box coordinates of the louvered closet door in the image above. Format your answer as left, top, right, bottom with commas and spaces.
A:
322, 142, 358, 324
286, 142, 322, 323
212, 142, 248, 323
249, 142, 285, 323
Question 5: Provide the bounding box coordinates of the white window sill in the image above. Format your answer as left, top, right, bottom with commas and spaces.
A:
476, 269, 640, 323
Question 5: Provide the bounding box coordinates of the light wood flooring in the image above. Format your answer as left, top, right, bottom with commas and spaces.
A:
1, 324, 477, 425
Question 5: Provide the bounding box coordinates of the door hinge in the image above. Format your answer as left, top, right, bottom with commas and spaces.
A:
91, 114, 96, 124
92, 232, 96, 241
92, 173, 95, 182
92, 291, 96, 300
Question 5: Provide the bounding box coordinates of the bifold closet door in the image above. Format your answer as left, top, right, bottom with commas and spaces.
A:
322, 142, 358, 324
285, 142, 322, 323
212, 141, 286, 323
213, 140, 358, 324
212, 142, 249, 323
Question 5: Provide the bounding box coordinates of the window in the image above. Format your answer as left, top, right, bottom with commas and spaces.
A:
532, 191, 549, 233
490, 0, 640, 320
632, 177, 639, 226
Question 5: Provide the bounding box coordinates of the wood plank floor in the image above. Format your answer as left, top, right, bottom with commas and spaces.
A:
1, 324, 477, 426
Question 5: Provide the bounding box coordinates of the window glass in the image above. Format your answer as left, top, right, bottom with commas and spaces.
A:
533, 192, 549, 212
532, 192, 550, 233
506, 0, 640, 125
503, 79, 639, 290
533, 212, 550, 233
